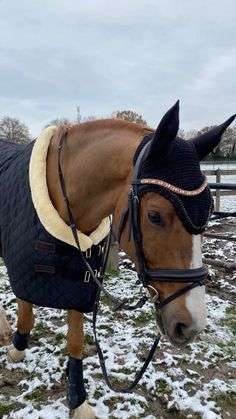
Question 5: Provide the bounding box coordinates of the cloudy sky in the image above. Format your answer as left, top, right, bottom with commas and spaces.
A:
0, 0, 235, 136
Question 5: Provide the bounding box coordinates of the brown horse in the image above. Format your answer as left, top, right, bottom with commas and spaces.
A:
0, 101, 235, 419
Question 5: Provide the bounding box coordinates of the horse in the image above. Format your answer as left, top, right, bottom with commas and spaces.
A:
0, 101, 235, 419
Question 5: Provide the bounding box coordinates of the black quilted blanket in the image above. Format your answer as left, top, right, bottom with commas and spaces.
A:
0, 139, 105, 312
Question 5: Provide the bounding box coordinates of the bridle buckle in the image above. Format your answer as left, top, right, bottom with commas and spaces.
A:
146, 284, 160, 303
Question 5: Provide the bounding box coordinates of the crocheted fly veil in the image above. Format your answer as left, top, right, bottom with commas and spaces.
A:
135, 134, 213, 234
135, 101, 236, 235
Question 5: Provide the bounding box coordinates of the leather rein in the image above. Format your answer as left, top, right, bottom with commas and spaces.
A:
57, 132, 208, 393
57, 133, 160, 393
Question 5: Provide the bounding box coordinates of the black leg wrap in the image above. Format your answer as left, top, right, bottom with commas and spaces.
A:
66, 356, 86, 409
13, 330, 30, 351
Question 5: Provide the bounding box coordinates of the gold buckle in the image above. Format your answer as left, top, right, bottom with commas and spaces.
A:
84, 271, 90, 283
85, 248, 92, 258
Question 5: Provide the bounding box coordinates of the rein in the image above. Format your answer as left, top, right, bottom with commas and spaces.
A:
57, 131, 210, 392
57, 133, 160, 392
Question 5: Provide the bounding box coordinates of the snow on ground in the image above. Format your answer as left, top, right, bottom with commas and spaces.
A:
0, 211, 235, 418
0, 261, 235, 418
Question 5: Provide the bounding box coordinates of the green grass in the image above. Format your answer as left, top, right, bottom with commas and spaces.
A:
212, 390, 236, 411
105, 269, 119, 277
52, 332, 65, 345
218, 305, 236, 334
215, 338, 235, 358
24, 385, 47, 401
0, 403, 24, 417
156, 378, 171, 394
30, 321, 48, 340
84, 333, 94, 345
99, 293, 114, 307
135, 310, 153, 323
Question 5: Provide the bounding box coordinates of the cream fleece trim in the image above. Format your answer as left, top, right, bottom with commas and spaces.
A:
29, 126, 111, 252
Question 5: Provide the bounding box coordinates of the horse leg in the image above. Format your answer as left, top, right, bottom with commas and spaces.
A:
7, 299, 34, 362
0, 304, 12, 345
67, 310, 95, 419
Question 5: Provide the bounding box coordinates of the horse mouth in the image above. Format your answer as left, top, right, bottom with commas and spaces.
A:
155, 308, 200, 348
166, 333, 194, 349
163, 321, 202, 349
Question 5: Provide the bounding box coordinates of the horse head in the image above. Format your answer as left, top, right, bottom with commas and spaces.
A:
117, 101, 235, 348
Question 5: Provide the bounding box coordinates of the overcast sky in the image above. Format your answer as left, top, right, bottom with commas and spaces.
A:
0, 0, 235, 136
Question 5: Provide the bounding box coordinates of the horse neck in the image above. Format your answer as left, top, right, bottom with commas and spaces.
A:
46, 122, 148, 234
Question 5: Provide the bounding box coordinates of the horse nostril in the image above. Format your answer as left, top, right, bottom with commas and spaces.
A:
174, 322, 186, 340
173, 322, 196, 343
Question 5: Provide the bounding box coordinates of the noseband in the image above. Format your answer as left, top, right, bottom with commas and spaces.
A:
117, 141, 208, 309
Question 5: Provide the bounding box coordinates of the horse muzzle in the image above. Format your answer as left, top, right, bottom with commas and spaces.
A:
156, 285, 207, 348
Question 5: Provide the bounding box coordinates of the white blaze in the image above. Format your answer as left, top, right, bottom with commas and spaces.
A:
190, 234, 202, 269
186, 235, 207, 331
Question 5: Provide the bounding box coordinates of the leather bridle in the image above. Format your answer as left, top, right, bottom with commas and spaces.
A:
117, 141, 208, 309
57, 132, 209, 393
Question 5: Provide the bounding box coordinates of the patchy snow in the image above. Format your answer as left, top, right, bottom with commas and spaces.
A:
0, 205, 235, 418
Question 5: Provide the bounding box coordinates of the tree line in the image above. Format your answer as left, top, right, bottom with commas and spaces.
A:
0, 108, 235, 160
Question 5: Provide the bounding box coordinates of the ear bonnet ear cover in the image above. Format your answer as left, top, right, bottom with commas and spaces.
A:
134, 134, 213, 234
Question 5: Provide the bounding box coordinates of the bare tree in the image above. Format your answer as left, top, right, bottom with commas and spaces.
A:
220, 126, 236, 158
76, 106, 82, 123
184, 129, 198, 140
83, 115, 97, 121
0, 116, 32, 144
44, 117, 71, 128
187, 125, 236, 160
112, 110, 147, 125
178, 128, 186, 139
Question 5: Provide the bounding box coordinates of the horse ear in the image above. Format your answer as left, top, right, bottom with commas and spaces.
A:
190, 115, 236, 160
146, 100, 180, 159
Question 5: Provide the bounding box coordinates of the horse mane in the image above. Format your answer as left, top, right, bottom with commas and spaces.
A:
69, 118, 154, 138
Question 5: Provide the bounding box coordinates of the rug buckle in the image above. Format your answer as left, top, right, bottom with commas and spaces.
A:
84, 271, 90, 283
98, 245, 105, 256
85, 248, 92, 258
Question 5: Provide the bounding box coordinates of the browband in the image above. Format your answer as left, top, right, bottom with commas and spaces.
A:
136, 176, 208, 196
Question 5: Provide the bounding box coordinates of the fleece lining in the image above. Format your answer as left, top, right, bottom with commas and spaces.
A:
29, 126, 111, 252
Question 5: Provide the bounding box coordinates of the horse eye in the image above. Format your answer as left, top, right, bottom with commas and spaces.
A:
148, 211, 162, 225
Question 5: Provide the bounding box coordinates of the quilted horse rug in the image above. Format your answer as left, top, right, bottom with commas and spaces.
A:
0, 127, 110, 312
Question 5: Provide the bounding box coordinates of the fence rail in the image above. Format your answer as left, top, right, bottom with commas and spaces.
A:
203, 168, 236, 211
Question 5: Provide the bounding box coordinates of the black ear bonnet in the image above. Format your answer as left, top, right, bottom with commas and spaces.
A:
134, 133, 214, 235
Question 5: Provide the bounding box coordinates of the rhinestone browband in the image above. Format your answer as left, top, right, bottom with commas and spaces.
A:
139, 176, 208, 196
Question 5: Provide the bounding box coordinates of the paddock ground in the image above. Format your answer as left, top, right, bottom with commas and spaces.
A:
0, 218, 235, 419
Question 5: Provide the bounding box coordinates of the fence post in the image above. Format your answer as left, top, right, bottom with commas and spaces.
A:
215, 168, 221, 211
106, 241, 119, 273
